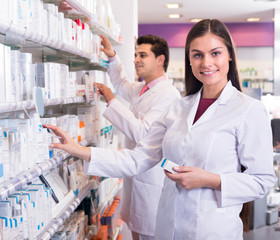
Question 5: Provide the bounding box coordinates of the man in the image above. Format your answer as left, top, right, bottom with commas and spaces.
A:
96, 35, 181, 240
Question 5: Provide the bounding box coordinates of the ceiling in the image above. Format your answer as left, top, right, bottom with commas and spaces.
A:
138, 0, 280, 24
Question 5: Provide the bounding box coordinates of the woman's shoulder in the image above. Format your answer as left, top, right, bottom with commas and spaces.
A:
234, 89, 268, 115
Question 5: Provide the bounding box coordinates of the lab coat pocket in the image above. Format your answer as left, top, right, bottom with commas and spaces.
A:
131, 179, 163, 223
198, 201, 243, 240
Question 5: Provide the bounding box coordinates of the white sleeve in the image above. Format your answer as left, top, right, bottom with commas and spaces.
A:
217, 101, 276, 207
84, 111, 169, 178
103, 95, 179, 143
107, 55, 140, 102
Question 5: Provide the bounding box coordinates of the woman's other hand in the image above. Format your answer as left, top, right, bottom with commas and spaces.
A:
165, 166, 221, 191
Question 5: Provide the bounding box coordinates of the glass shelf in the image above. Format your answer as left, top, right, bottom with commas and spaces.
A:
0, 96, 86, 114
0, 137, 92, 200
38, 180, 96, 240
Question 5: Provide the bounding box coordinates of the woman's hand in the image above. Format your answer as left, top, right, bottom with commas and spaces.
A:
100, 35, 116, 58
94, 83, 115, 103
43, 124, 91, 162
165, 166, 221, 191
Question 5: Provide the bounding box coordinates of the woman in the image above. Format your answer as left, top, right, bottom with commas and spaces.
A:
46, 19, 276, 240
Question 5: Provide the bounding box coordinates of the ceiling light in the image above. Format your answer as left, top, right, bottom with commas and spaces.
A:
165, 3, 182, 9
246, 17, 260, 22
167, 14, 182, 19
190, 18, 203, 23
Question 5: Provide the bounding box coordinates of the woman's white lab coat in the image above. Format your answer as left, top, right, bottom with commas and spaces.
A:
85, 81, 276, 240
101, 55, 181, 236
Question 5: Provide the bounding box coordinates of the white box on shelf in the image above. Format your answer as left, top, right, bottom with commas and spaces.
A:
4, 46, 14, 103
0, 43, 6, 103
11, 50, 23, 102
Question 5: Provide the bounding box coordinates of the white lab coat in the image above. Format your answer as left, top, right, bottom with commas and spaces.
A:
85, 81, 276, 240
102, 55, 181, 236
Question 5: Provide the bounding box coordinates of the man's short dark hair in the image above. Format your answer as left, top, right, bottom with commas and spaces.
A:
137, 35, 169, 72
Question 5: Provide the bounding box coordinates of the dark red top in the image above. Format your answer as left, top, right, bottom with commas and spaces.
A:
193, 98, 217, 124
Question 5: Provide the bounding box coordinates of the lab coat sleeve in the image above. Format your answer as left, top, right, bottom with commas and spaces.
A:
217, 101, 276, 208
84, 111, 169, 178
107, 55, 139, 102
103, 95, 179, 143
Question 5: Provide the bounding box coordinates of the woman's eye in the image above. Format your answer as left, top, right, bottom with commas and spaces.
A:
212, 51, 220, 56
194, 54, 202, 58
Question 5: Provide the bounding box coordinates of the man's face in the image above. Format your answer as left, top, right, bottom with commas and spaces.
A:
134, 44, 159, 79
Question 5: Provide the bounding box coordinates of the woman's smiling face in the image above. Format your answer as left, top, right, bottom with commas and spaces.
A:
189, 33, 232, 97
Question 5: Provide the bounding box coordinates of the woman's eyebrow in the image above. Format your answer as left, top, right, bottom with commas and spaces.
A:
190, 47, 223, 53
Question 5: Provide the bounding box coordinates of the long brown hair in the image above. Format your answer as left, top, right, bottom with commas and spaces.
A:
184, 19, 251, 231
184, 19, 241, 96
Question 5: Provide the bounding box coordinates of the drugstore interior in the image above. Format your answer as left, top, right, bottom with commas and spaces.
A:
0, 0, 280, 239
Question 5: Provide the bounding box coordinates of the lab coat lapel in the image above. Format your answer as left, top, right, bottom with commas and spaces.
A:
131, 83, 146, 106
192, 81, 235, 126
183, 90, 202, 131
132, 80, 169, 105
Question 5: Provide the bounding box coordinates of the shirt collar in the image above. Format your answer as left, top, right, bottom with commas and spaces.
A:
146, 75, 167, 89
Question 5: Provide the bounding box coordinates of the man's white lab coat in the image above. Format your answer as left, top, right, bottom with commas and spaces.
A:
102, 55, 181, 236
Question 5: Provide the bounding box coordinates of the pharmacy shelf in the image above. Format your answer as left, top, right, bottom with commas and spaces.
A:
0, 96, 86, 114
58, 0, 92, 20
84, 180, 123, 240
98, 179, 123, 218
0, 20, 107, 71
0, 19, 91, 58
0, 137, 92, 201
89, 22, 123, 46
57, 0, 123, 45
38, 180, 96, 240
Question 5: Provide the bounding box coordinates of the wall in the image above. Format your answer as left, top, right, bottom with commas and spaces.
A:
138, 22, 274, 47
111, 0, 138, 82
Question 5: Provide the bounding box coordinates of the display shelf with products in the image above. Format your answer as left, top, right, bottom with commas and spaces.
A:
48, 0, 123, 45
0, 1, 126, 239
0, 0, 123, 71
84, 179, 123, 240
0, 96, 86, 114
38, 180, 96, 240
242, 78, 274, 95
98, 179, 123, 218
0, 21, 92, 60
0, 26, 106, 72
0, 137, 92, 201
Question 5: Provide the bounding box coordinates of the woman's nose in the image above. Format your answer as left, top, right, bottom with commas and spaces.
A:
202, 55, 213, 67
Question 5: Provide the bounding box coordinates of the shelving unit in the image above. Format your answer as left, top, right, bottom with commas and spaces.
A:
0, 137, 92, 201
84, 179, 123, 240
54, 0, 123, 44
38, 181, 96, 240
0, 1, 126, 239
242, 78, 274, 95
98, 179, 123, 218
0, 96, 86, 113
